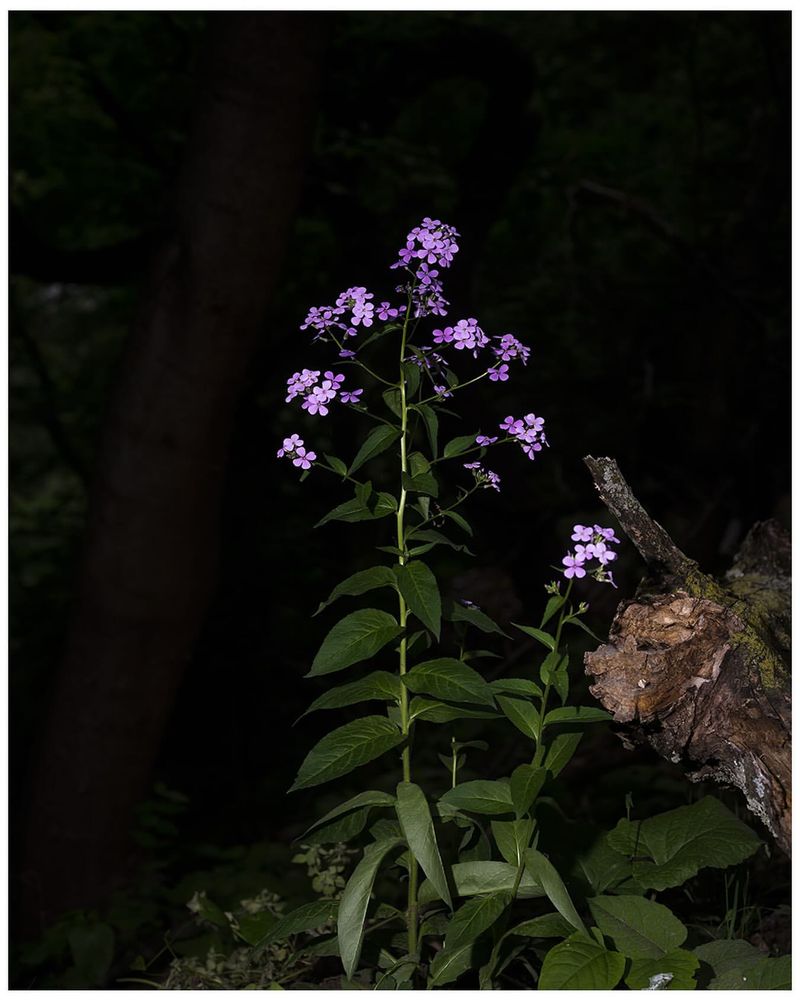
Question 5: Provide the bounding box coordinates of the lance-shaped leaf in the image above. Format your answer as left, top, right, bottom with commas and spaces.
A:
489, 678, 544, 699
545, 731, 582, 778
302, 790, 396, 839
510, 764, 547, 817
525, 848, 588, 935
314, 567, 397, 615
497, 695, 541, 740
308, 609, 402, 677
301, 672, 402, 717
404, 658, 494, 707
394, 562, 441, 639
588, 895, 687, 960
544, 706, 613, 727
443, 597, 509, 636
446, 892, 510, 949
418, 861, 543, 902
443, 433, 479, 459
289, 716, 404, 792
512, 622, 555, 650
539, 933, 626, 990
408, 698, 497, 724
491, 818, 534, 866
348, 425, 401, 475
428, 941, 474, 988
258, 899, 339, 946
315, 492, 397, 527
337, 837, 404, 979
439, 779, 514, 816
395, 781, 452, 909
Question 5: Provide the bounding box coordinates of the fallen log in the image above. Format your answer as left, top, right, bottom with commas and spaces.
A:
583, 456, 791, 856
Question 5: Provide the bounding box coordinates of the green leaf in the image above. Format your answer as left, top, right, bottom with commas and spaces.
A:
406, 529, 472, 555
574, 833, 635, 894
439, 780, 513, 816
489, 678, 544, 699
606, 796, 762, 891
303, 790, 396, 838
709, 955, 791, 991
539, 650, 564, 685
413, 403, 439, 457
564, 615, 604, 643
588, 895, 687, 959
395, 781, 452, 909
289, 716, 404, 792
541, 594, 566, 627
408, 698, 497, 724
316, 492, 397, 527
544, 732, 583, 778
323, 454, 348, 477
497, 695, 540, 740
404, 658, 493, 706
428, 941, 474, 987
538, 933, 626, 990
314, 567, 397, 615
401, 470, 439, 497
443, 598, 509, 636
510, 764, 547, 816
442, 510, 473, 535
402, 361, 421, 397
308, 609, 403, 677
544, 706, 612, 727
338, 837, 404, 979
506, 912, 575, 939
301, 672, 402, 716
382, 388, 402, 417
349, 425, 401, 475
625, 949, 700, 990
443, 433, 478, 459
408, 451, 430, 477
301, 807, 371, 845
418, 861, 543, 903
491, 818, 534, 866
513, 623, 555, 650
693, 939, 762, 982
394, 562, 441, 639
525, 849, 587, 935
259, 899, 339, 946
446, 892, 509, 949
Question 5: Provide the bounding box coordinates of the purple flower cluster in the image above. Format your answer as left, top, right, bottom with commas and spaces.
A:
285, 368, 361, 416
562, 525, 620, 586
464, 461, 501, 492
300, 286, 388, 353
493, 334, 531, 365
276, 434, 317, 470
499, 413, 548, 460
426, 325, 530, 381
393, 217, 461, 272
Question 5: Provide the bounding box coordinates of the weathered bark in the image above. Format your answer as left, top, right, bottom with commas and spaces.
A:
19, 13, 321, 931
583, 457, 791, 856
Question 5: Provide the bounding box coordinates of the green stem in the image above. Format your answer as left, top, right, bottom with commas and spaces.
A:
396, 285, 419, 956
417, 369, 489, 406
532, 580, 573, 768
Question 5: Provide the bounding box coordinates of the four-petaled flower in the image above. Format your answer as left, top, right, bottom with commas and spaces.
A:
562, 553, 587, 579
488, 363, 509, 382
292, 447, 316, 470
476, 434, 498, 446
340, 388, 363, 404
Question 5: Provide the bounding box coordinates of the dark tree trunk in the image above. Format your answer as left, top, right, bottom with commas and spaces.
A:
19, 13, 322, 931
583, 457, 791, 856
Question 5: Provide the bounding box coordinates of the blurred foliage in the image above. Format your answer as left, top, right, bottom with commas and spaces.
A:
10, 10, 790, 981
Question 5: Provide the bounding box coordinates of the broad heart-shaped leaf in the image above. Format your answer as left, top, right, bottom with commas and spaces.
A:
443, 433, 478, 459
588, 895, 687, 959
525, 849, 587, 935
544, 731, 582, 778
606, 796, 761, 891
412, 403, 439, 457
539, 933, 626, 990
513, 622, 555, 650
490, 677, 544, 699
394, 562, 441, 639
439, 780, 514, 816
574, 832, 636, 895
418, 861, 543, 903
446, 892, 510, 949
408, 697, 497, 724
337, 837, 404, 979
315, 491, 397, 527
258, 899, 339, 946
303, 790, 396, 838
491, 818, 534, 866
497, 694, 540, 740
444, 597, 509, 636
544, 706, 613, 727
289, 716, 404, 792
403, 658, 494, 706
314, 567, 397, 615
395, 781, 452, 909
301, 672, 402, 717
625, 949, 700, 990
308, 609, 402, 677
348, 425, 401, 475
709, 955, 791, 991
510, 764, 547, 817
692, 939, 762, 985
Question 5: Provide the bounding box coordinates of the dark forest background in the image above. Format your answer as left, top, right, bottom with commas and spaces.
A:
9, 10, 790, 985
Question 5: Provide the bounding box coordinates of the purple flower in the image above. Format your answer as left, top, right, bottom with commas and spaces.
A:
302, 387, 331, 416
595, 524, 621, 543
464, 462, 501, 492
286, 369, 320, 402
463, 461, 481, 470
522, 441, 543, 460
476, 434, 498, 446
523, 413, 544, 434
452, 317, 488, 354
392, 217, 461, 273
335, 286, 375, 328
432, 326, 455, 345
493, 334, 531, 365
277, 433, 304, 458
571, 524, 593, 543
340, 388, 363, 404
500, 415, 524, 436
339, 348, 356, 359
300, 305, 345, 338
562, 553, 587, 579
433, 384, 453, 398
402, 276, 450, 319
488, 363, 510, 382
292, 447, 316, 470
376, 301, 400, 321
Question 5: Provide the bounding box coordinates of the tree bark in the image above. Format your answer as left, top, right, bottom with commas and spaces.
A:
583, 457, 791, 856
19, 13, 322, 931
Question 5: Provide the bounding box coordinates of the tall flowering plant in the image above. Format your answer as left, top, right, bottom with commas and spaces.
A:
274, 220, 758, 990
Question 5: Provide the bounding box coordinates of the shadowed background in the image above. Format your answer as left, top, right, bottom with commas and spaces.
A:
9, 10, 790, 980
